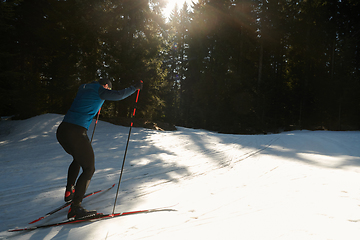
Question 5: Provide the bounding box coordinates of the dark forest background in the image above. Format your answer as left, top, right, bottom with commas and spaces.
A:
1, 0, 360, 134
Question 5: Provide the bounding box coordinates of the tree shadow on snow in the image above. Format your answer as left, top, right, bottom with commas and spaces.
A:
3, 115, 360, 239
260, 131, 360, 170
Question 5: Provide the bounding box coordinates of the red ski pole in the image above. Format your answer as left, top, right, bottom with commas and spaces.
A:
112, 81, 142, 215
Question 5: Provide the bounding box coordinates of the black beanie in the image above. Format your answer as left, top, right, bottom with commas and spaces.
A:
99, 78, 112, 89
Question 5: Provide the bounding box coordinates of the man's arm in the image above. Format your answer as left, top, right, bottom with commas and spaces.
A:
98, 86, 137, 101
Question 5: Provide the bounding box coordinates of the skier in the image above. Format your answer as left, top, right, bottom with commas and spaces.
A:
56, 78, 143, 220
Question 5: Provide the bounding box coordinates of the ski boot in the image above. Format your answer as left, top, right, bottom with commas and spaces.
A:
64, 185, 75, 202
68, 203, 97, 220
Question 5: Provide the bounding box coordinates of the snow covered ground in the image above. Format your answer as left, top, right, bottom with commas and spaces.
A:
1, 114, 360, 240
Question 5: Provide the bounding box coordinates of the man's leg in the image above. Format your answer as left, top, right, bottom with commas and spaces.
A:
57, 122, 83, 202
71, 148, 95, 206
57, 122, 95, 203
67, 129, 97, 219
64, 160, 80, 202
67, 160, 81, 187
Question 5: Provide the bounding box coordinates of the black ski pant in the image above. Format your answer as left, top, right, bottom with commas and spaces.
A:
56, 121, 95, 205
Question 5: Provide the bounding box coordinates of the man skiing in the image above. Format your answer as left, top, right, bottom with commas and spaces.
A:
56, 78, 143, 220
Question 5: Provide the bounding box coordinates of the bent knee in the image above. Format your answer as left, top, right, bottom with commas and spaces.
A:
82, 166, 95, 178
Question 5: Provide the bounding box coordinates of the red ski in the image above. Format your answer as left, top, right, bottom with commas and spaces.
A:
28, 184, 116, 224
9, 205, 177, 232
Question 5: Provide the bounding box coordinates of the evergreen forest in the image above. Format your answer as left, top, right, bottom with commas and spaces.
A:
1, 0, 360, 134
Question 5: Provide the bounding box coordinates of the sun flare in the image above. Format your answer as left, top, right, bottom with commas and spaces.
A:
163, 0, 198, 20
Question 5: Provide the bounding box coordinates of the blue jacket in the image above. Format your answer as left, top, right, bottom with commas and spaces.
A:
63, 81, 136, 130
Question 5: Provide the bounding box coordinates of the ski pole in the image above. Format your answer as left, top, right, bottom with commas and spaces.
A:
112, 82, 142, 215
90, 108, 101, 143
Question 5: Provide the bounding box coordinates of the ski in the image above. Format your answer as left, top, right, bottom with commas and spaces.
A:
28, 184, 116, 224
9, 205, 177, 232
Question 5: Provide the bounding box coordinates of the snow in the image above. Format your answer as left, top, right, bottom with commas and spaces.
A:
1, 113, 360, 239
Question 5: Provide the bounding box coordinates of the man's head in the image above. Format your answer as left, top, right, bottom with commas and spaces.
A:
99, 78, 112, 90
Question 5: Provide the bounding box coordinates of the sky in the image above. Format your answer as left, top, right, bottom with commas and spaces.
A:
163, 0, 198, 20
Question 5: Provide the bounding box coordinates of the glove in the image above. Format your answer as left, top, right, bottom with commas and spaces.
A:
133, 80, 143, 90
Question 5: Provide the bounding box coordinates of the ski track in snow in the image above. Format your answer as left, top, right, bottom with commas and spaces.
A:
1, 114, 360, 239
